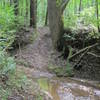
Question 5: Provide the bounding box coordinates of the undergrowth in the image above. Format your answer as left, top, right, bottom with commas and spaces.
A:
0, 52, 27, 100
0, 2, 25, 51
0, 2, 27, 100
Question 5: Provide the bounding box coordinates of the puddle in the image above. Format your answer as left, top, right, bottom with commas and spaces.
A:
37, 77, 100, 100
38, 78, 60, 100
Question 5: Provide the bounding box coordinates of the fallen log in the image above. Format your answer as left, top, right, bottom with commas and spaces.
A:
73, 48, 89, 69
69, 43, 98, 61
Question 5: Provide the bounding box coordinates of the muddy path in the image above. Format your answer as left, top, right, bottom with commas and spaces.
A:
15, 27, 100, 100
16, 27, 53, 70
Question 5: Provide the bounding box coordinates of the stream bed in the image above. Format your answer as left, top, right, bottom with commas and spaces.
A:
15, 27, 100, 100
36, 77, 100, 100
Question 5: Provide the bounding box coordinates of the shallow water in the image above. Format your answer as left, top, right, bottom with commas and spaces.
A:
17, 66, 100, 100
37, 77, 100, 100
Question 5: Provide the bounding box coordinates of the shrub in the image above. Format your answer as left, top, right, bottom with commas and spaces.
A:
0, 51, 27, 99
0, 52, 16, 76
0, 2, 25, 51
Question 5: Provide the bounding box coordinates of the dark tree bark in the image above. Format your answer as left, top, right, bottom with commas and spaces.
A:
48, 0, 70, 50
45, 6, 48, 26
30, 0, 37, 28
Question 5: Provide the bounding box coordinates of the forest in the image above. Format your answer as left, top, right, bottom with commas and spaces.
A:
0, 0, 100, 100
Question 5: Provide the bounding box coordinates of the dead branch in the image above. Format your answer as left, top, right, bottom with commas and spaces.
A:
87, 52, 100, 58
73, 48, 89, 69
69, 43, 98, 61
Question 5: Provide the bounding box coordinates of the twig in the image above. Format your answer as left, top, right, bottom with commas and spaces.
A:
73, 48, 89, 69
87, 52, 100, 58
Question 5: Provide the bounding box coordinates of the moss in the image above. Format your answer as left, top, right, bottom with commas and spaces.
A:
48, 65, 74, 77
16, 59, 30, 67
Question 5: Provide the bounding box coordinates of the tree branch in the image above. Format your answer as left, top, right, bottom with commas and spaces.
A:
61, 0, 70, 13
69, 43, 98, 61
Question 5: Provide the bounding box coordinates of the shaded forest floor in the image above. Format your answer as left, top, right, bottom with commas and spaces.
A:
8, 27, 58, 100
7, 27, 100, 100
13, 26, 100, 80
15, 27, 55, 76
14, 27, 66, 78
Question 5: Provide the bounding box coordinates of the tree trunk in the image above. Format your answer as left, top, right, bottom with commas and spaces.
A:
30, 0, 37, 28
13, 0, 18, 16
45, 6, 48, 26
48, 0, 64, 50
79, 0, 82, 14
48, 0, 70, 50
96, 0, 100, 32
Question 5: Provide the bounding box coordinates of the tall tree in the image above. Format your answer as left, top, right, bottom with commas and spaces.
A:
13, 0, 19, 16
48, 0, 70, 50
96, 0, 100, 32
26, 0, 29, 24
79, 0, 82, 14
30, 0, 37, 28
45, 6, 48, 26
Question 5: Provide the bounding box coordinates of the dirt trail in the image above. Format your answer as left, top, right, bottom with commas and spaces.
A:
16, 27, 52, 69
15, 27, 56, 78
15, 27, 100, 100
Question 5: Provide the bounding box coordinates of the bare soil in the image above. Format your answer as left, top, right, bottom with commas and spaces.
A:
16, 27, 53, 70
8, 26, 100, 100
14, 27, 66, 77
14, 26, 100, 80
